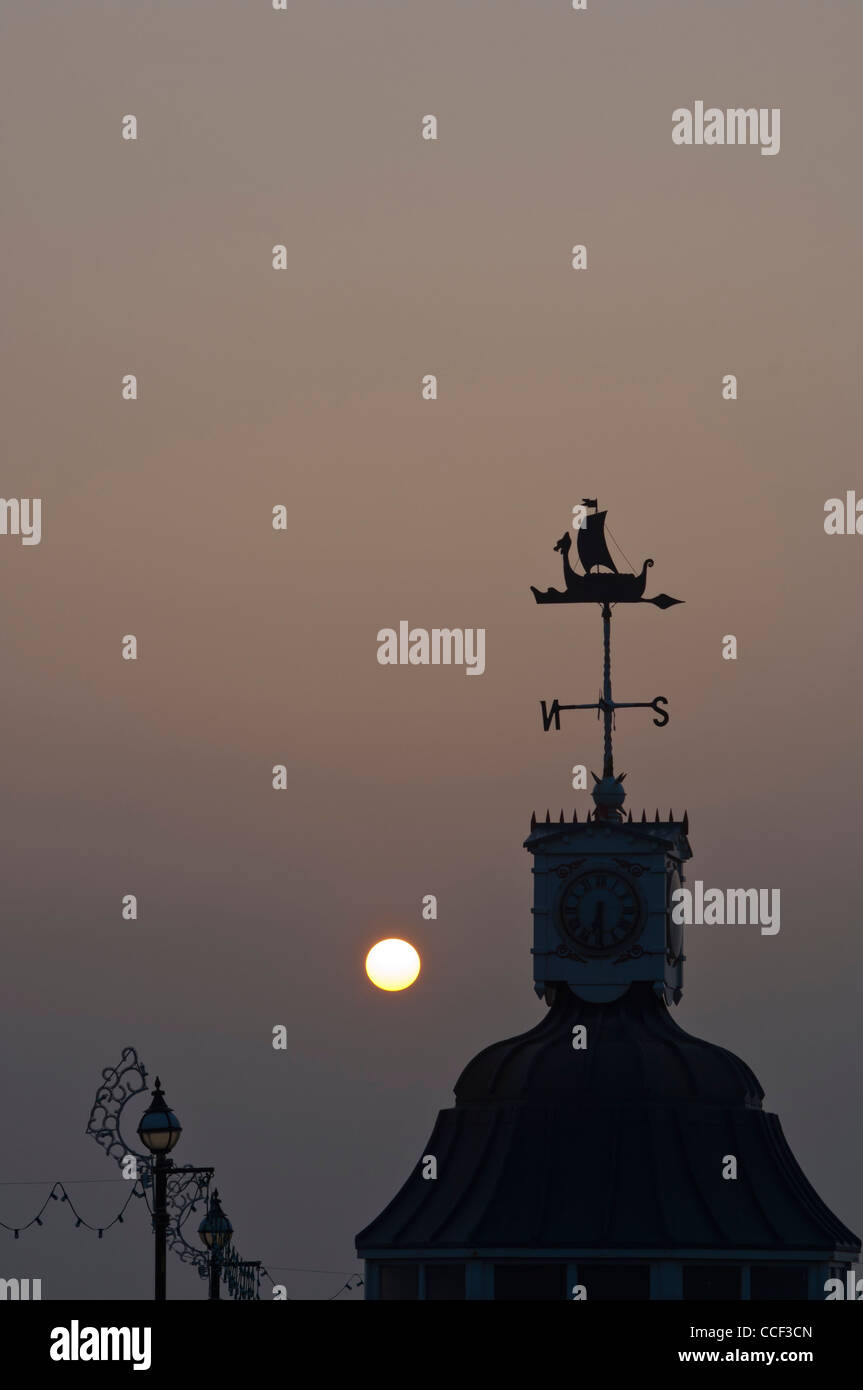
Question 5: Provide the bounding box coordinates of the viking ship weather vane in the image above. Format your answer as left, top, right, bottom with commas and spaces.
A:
532, 500, 682, 820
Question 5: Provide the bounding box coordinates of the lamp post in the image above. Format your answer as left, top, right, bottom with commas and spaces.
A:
88, 1051, 258, 1299
137, 1078, 182, 1302
198, 1190, 233, 1300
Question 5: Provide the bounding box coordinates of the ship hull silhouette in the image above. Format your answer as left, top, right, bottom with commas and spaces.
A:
531, 560, 652, 604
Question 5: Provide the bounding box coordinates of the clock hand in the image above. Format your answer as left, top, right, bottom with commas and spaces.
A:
589, 900, 605, 941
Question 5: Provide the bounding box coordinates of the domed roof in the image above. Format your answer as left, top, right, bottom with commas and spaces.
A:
455, 983, 763, 1109
356, 985, 859, 1256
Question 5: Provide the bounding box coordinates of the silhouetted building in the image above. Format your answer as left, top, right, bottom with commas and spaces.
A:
356, 513, 860, 1299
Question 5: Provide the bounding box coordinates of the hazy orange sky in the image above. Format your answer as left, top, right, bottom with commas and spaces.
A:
0, 0, 861, 1297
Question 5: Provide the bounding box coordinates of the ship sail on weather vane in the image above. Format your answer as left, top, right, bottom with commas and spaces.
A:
531, 501, 682, 820
577, 498, 617, 574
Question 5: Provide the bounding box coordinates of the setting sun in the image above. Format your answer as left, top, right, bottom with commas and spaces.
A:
365, 938, 421, 992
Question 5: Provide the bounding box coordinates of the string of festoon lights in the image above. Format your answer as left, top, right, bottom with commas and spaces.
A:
0, 1177, 362, 1300
0, 1178, 143, 1238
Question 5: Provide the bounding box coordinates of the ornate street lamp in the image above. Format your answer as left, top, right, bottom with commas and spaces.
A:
137, 1079, 182, 1300
198, 1190, 233, 1300
88, 1050, 258, 1299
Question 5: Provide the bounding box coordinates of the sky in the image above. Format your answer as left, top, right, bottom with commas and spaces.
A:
0, 0, 860, 1299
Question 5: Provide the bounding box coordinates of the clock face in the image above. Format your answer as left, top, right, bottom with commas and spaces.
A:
667, 869, 683, 961
558, 869, 642, 957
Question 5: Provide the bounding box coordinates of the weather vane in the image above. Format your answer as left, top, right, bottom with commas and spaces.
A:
531, 500, 682, 820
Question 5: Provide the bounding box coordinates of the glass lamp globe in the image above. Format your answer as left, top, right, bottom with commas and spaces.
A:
198, 1190, 233, 1251
137, 1078, 182, 1155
